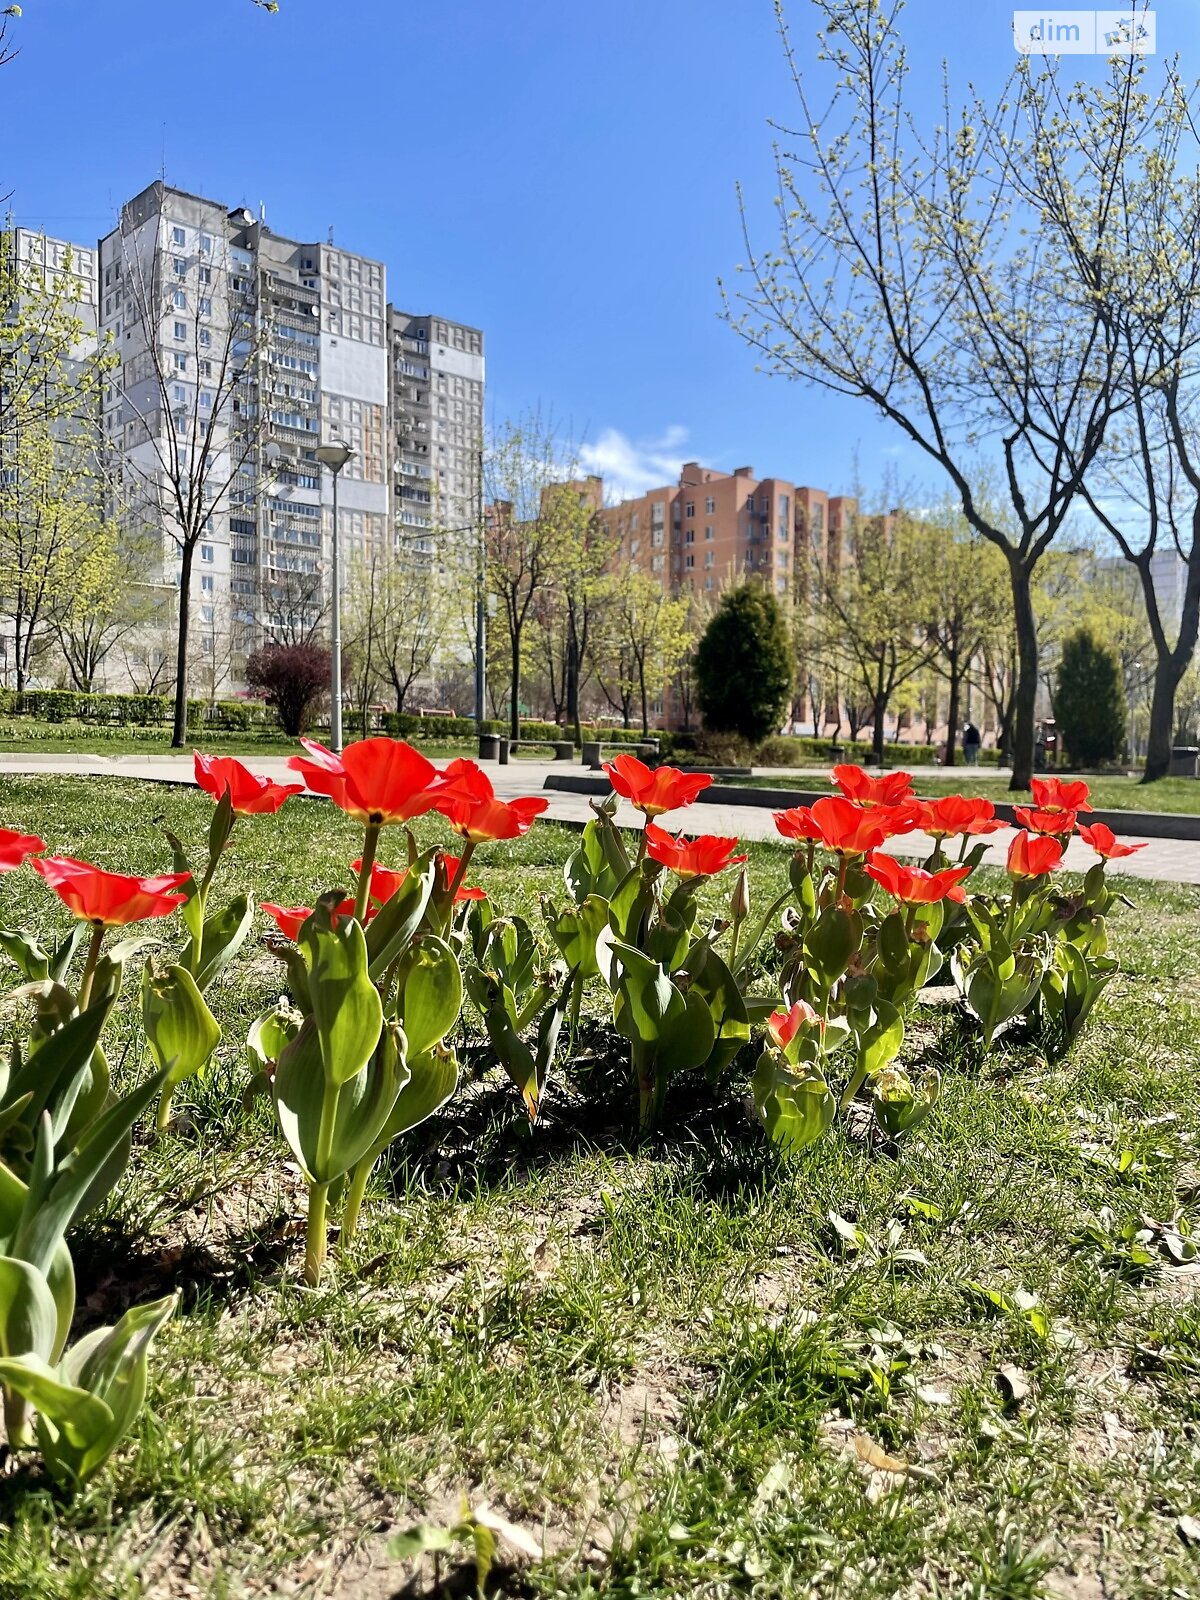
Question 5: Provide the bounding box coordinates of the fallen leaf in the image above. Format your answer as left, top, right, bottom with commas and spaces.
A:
530, 1238, 560, 1278
853, 1433, 941, 1484
916, 1385, 953, 1406
472, 1501, 542, 1560
997, 1364, 1031, 1404
1178, 1515, 1200, 1548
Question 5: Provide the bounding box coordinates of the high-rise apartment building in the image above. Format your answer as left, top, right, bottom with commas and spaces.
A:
7, 227, 99, 359
98, 182, 392, 689
387, 310, 485, 559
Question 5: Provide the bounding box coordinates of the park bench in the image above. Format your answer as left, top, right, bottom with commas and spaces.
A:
582, 738, 660, 771
477, 733, 574, 764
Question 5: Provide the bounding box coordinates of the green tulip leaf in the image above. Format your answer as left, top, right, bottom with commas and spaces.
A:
399, 938, 463, 1058
141, 961, 222, 1091
300, 900, 383, 1088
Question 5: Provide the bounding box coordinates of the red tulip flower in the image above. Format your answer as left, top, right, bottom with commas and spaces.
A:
809, 795, 893, 856
32, 857, 191, 926
774, 806, 823, 842
433, 759, 548, 843
767, 1000, 824, 1050
1079, 821, 1147, 860
194, 752, 303, 815
866, 851, 971, 905
1031, 776, 1092, 814
1006, 832, 1064, 879
0, 829, 45, 873
351, 857, 409, 907
603, 753, 713, 818
643, 823, 747, 880
913, 795, 1007, 838
1013, 806, 1078, 837
287, 737, 441, 827
437, 852, 487, 902
831, 764, 915, 808
262, 899, 357, 941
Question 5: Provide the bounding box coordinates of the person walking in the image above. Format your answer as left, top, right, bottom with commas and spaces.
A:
963, 722, 981, 766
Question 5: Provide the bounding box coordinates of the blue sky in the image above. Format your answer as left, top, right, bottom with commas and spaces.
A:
5, 0, 1194, 503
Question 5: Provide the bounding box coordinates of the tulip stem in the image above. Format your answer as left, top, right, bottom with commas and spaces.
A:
729, 913, 743, 971
304, 1182, 329, 1287
445, 841, 476, 902
354, 824, 382, 925
341, 1155, 374, 1248
2, 1385, 31, 1449
155, 1084, 175, 1134
77, 923, 105, 1011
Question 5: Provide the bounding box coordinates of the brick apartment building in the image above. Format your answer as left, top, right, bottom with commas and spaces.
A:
601, 463, 860, 602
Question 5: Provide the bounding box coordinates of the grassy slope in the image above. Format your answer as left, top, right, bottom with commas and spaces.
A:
0, 776, 1197, 1599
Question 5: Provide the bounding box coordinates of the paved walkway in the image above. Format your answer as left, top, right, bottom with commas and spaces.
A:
1, 751, 1197, 886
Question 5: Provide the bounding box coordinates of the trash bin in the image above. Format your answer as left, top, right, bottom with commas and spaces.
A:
478, 733, 499, 762
1170, 745, 1199, 778
497, 736, 510, 766
553, 741, 574, 761
582, 740, 602, 770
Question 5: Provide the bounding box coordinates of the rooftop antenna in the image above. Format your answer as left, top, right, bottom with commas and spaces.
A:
159, 124, 167, 184
259, 202, 266, 222
327, 224, 334, 245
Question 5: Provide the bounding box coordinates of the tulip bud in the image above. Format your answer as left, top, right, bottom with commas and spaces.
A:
730, 865, 750, 922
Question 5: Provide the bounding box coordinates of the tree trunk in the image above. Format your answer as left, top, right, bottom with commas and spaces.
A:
172, 542, 194, 748
566, 613, 581, 746
944, 659, 961, 768
509, 626, 521, 741
871, 696, 887, 764
1140, 553, 1200, 783
1008, 559, 1039, 791
639, 663, 650, 737
1145, 655, 1187, 783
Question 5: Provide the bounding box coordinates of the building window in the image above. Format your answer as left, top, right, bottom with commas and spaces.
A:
172, 227, 185, 246
705, 551, 714, 567
198, 266, 211, 285
684, 501, 694, 518
199, 297, 212, 316
201, 606, 215, 624
174, 353, 187, 372
199, 392, 212, 410
173, 291, 186, 310
173, 321, 186, 340
705, 496, 715, 514
776, 578, 788, 594
705, 575, 714, 590
684, 529, 694, 544
201, 544, 214, 562
199, 329, 211, 347
174, 258, 187, 277
685, 553, 694, 569
705, 525, 714, 540
200, 234, 212, 255
173, 385, 186, 402
201, 575, 214, 594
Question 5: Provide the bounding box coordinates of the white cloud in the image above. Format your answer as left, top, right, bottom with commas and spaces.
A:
579, 425, 691, 503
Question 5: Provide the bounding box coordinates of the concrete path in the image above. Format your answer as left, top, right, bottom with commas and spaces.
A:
1, 750, 1197, 887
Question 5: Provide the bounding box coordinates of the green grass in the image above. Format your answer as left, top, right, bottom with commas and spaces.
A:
0, 775, 1198, 1598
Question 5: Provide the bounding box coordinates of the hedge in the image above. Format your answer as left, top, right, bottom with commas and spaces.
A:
0, 690, 275, 732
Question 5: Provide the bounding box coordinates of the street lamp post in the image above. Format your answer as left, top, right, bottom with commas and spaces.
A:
315, 439, 355, 752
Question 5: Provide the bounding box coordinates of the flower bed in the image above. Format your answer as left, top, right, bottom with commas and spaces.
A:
0, 741, 1142, 1491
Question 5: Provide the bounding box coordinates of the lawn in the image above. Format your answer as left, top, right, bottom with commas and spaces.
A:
1, 775, 1198, 1599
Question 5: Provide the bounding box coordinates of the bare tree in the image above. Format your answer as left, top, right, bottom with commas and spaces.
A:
112, 211, 266, 745
725, 0, 1125, 786
49, 523, 164, 692
345, 544, 446, 715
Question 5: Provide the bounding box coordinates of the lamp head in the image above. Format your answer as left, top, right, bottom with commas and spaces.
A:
315, 440, 354, 474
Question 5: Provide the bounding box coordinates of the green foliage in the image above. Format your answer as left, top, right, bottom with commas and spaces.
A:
694, 584, 793, 743
1055, 625, 1127, 768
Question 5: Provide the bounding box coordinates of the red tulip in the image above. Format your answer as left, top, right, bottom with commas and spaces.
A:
774, 805, 823, 842
433, 759, 548, 843
1079, 821, 1147, 860
1013, 806, 1078, 837
912, 795, 1006, 838
194, 752, 303, 815
604, 753, 713, 817
831, 764, 915, 808
0, 829, 45, 873
351, 856, 409, 907
437, 852, 487, 902
32, 857, 191, 927
287, 737, 441, 826
1006, 832, 1064, 878
767, 1000, 824, 1050
643, 823, 747, 880
809, 795, 893, 856
262, 899, 357, 941
1031, 776, 1092, 814
866, 851, 971, 905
